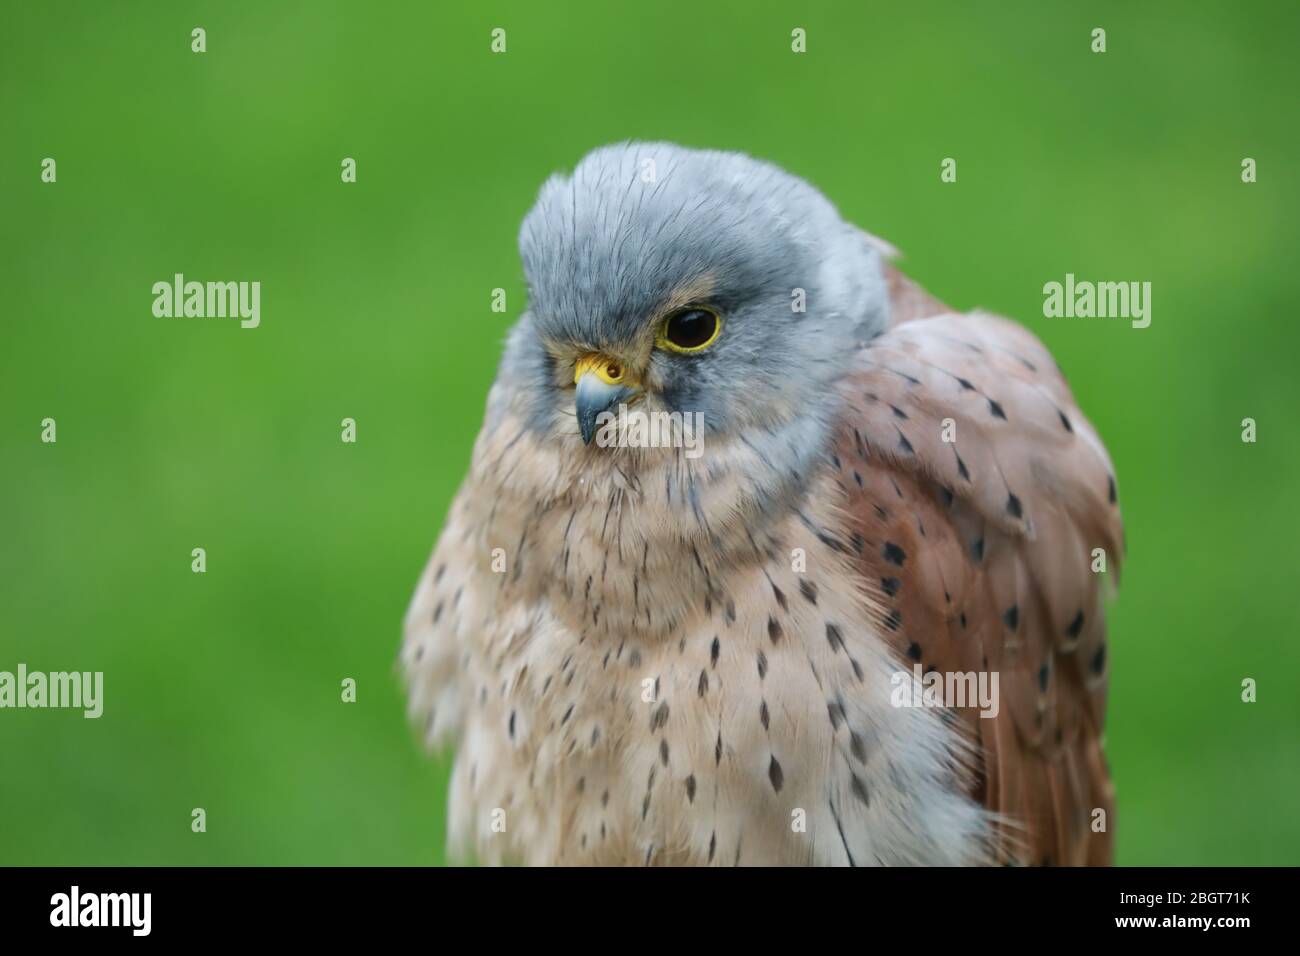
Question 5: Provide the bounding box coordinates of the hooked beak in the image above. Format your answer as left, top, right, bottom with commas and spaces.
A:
574, 354, 640, 445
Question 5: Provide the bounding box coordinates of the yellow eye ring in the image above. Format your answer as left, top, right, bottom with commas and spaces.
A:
657, 307, 722, 353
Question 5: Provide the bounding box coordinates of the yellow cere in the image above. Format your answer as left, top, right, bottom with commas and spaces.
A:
574, 353, 625, 385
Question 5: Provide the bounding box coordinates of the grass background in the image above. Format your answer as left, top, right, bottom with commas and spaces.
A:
1, 0, 1297, 865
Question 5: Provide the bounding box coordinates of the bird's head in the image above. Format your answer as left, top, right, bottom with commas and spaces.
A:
501, 142, 890, 461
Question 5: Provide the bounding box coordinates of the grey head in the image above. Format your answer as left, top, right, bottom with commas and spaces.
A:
497, 142, 890, 463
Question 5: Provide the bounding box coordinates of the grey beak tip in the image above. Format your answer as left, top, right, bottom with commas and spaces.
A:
575, 377, 633, 447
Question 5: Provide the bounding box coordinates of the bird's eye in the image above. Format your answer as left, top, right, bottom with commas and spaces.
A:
659, 307, 722, 353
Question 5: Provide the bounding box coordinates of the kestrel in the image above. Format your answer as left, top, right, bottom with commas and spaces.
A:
402, 143, 1123, 866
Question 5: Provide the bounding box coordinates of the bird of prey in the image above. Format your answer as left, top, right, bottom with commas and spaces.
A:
402, 143, 1123, 866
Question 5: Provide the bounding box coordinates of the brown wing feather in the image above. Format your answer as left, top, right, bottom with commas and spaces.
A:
832, 277, 1123, 865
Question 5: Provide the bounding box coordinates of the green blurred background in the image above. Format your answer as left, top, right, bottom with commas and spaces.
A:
2, 0, 1297, 865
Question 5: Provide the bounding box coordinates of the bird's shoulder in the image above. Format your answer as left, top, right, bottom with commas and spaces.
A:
828, 272, 1124, 864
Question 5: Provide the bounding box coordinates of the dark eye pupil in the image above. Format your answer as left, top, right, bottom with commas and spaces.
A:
666, 309, 716, 349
